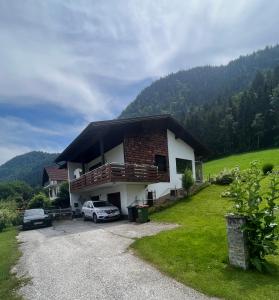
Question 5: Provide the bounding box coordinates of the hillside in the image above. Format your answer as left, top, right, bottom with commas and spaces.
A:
120, 45, 279, 119
0, 151, 59, 187
204, 148, 279, 178
120, 45, 279, 157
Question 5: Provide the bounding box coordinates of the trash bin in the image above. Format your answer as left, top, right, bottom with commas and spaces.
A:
127, 206, 138, 222
137, 205, 149, 223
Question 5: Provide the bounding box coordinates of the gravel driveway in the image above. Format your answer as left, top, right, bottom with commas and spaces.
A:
15, 219, 214, 300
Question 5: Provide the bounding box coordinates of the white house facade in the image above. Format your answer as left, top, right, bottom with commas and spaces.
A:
42, 167, 68, 200
55, 115, 206, 216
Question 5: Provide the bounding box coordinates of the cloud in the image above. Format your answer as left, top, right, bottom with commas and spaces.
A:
1, 0, 279, 115
0, 145, 32, 167
0, 116, 85, 165
0, 0, 279, 164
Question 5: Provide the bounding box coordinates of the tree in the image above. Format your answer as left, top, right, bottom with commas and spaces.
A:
53, 182, 70, 208
251, 113, 264, 148
28, 193, 51, 209
0, 181, 33, 208
182, 169, 194, 196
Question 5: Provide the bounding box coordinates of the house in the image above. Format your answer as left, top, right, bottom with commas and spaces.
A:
42, 166, 68, 200
55, 115, 207, 215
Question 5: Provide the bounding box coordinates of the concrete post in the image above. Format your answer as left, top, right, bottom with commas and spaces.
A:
226, 215, 250, 270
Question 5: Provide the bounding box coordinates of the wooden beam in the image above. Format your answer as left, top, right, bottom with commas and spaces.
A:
82, 162, 85, 174
100, 139, 105, 165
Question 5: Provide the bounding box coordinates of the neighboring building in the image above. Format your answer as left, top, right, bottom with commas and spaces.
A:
42, 166, 68, 200
55, 115, 207, 215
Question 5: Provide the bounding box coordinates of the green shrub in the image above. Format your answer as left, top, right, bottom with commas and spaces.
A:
53, 182, 70, 208
0, 212, 5, 232
262, 163, 274, 175
0, 181, 33, 203
0, 201, 21, 232
213, 168, 235, 185
28, 193, 51, 209
228, 161, 279, 272
182, 169, 194, 196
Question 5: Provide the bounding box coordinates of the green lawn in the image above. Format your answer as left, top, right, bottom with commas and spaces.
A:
204, 148, 279, 178
132, 184, 279, 300
0, 228, 23, 300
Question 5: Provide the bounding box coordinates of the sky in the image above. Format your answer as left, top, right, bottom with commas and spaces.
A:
0, 0, 279, 165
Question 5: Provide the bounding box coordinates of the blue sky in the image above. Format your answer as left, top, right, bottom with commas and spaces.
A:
0, 0, 279, 165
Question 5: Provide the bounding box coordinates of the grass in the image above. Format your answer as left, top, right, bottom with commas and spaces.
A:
131, 184, 279, 300
204, 148, 279, 178
0, 228, 23, 300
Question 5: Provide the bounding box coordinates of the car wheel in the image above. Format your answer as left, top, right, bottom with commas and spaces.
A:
93, 213, 98, 223
82, 213, 86, 221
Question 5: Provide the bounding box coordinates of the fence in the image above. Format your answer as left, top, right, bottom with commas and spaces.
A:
45, 208, 72, 220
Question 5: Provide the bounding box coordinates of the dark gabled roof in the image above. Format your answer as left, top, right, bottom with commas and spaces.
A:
42, 166, 68, 186
55, 114, 209, 163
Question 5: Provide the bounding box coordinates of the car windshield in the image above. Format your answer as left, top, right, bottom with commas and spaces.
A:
93, 201, 111, 207
24, 209, 45, 217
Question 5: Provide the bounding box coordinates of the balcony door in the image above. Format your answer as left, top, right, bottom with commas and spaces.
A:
107, 192, 121, 211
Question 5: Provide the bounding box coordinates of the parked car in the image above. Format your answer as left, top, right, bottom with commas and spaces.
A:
82, 200, 120, 223
22, 208, 52, 230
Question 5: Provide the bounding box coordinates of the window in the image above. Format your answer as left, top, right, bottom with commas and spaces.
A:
93, 201, 111, 207
176, 158, 192, 174
91, 195, 100, 201
154, 155, 167, 172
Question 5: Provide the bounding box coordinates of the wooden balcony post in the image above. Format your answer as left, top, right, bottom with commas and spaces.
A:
100, 139, 105, 165
82, 162, 85, 174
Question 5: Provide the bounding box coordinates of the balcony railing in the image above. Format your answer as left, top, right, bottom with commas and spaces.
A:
70, 163, 159, 192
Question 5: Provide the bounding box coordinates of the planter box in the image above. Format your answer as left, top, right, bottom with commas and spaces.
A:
226, 215, 250, 270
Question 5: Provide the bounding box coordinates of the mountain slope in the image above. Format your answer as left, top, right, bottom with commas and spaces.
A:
120, 45, 279, 119
0, 151, 59, 186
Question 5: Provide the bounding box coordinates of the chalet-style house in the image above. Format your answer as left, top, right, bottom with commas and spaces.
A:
55, 115, 207, 215
42, 166, 68, 200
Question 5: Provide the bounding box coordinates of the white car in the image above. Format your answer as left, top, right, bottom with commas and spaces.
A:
81, 200, 121, 223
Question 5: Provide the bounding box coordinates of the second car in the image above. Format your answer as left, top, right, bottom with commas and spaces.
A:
82, 200, 120, 223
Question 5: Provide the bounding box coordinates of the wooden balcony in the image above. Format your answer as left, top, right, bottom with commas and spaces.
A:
70, 163, 160, 192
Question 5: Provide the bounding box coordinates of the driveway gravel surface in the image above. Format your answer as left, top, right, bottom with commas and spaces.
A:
15, 219, 215, 300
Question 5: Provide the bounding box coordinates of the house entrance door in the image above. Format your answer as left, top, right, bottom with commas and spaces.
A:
107, 192, 121, 211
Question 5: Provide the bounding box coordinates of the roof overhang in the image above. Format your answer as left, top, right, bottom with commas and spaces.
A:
55, 115, 210, 163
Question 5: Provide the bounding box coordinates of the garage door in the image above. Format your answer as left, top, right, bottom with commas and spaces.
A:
107, 192, 121, 211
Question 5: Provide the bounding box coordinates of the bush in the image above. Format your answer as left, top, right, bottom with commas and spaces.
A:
262, 163, 274, 175
0, 181, 33, 202
53, 182, 70, 208
0, 201, 21, 232
182, 169, 194, 196
28, 193, 51, 209
0, 212, 5, 232
213, 168, 235, 185
228, 161, 279, 272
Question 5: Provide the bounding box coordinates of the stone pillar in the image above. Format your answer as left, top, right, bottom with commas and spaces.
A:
226, 215, 250, 270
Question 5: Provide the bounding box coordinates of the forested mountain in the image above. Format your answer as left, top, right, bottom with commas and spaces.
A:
0, 151, 59, 186
120, 45, 279, 157
185, 66, 279, 155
